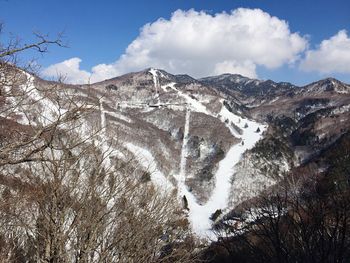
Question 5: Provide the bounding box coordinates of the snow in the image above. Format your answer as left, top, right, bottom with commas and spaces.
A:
335, 88, 349, 94
218, 104, 243, 138
99, 99, 114, 167
149, 68, 160, 102
100, 100, 106, 130
177, 107, 190, 185
268, 96, 280, 104
23, 73, 67, 126
161, 80, 268, 239
19, 72, 267, 240
228, 159, 276, 210
167, 83, 210, 114
183, 103, 266, 239
332, 104, 350, 115
0, 69, 272, 243
117, 101, 150, 109
125, 143, 174, 191
1, 84, 31, 125
106, 110, 133, 123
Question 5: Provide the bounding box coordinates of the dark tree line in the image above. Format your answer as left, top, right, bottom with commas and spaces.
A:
204, 168, 350, 263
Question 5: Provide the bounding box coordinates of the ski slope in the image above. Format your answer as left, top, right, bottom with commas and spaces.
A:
177, 107, 190, 185
158, 74, 267, 239
125, 143, 174, 191
104, 69, 267, 239
185, 103, 266, 239
149, 68, 160, 103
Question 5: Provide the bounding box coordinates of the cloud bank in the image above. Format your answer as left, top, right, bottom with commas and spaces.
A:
300, 30, 350, 74
43, 8, 308, 84
42, 58, 90, 84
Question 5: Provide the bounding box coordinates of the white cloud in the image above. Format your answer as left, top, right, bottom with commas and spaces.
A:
300, 30, 350, 74
213, 60, 257, 78
43, 8, 308, 84
42, 57, 91, 84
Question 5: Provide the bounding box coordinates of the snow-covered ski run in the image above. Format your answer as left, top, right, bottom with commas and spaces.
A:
159, 72, 267, 239
178, 107, 191, 185
102, 69, 267, 239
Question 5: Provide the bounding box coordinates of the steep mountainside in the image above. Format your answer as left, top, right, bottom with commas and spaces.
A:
2, 68, 350, 239
201, 73, 350, 228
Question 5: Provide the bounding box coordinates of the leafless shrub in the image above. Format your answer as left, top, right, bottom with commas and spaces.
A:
0, 26, 198, 263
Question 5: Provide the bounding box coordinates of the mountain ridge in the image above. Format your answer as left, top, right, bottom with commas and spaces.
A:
2, 65, 350, 239
35, 66, 350, 92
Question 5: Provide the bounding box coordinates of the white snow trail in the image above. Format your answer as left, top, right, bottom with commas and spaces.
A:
125, 143, 174, 191
167, 83, 209, 114
149, 68, 160, 103
100, 99, 106, 130
177, 107, 191, 185
164, 82, 267, 239
187, 110, 266, 239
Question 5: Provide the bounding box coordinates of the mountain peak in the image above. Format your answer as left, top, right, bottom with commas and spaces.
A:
303, 77, 350, 94
200, 73, 251, 83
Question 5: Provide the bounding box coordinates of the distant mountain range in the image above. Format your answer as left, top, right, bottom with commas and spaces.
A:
2, 67, 350, 238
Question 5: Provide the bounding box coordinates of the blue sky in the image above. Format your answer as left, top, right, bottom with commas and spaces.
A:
1, 0, 350, 85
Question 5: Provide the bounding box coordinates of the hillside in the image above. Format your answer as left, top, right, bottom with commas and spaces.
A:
1, 66, 350, 241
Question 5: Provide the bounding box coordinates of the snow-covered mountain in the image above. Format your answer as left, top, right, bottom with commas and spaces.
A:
2, 67, 350, 239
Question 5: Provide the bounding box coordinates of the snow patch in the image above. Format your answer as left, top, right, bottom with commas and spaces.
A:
125, 143, 174, 191
23, 73, 67, 126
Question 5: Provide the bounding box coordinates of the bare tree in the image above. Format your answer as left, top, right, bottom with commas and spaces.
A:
0, 26, 198, 262
212, 173, 350, 263
0, 125, 196, 262
0, 23, 68, 166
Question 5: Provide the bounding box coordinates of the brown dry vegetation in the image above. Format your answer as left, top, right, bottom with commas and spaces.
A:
0, 27, 199, 263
